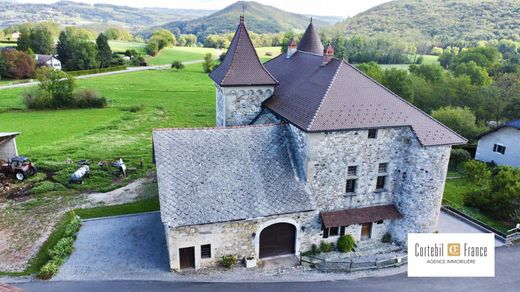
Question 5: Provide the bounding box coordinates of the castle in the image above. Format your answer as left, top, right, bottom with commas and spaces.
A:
153, 17, 466, 271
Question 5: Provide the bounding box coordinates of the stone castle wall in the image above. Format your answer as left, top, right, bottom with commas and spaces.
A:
215, 84, 274, 127
287, 126, 451, 244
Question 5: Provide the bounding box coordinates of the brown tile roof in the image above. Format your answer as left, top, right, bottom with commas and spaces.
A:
263, 52, 467, 146
297, 20, 324, 55
320, 205, 402, 228
209, 17, 278, 87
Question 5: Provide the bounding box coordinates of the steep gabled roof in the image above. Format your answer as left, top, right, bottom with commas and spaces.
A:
209, 17, 278, 87
263, 52, 467, 146
297, 20, 324, 55
477, 118, 520, 138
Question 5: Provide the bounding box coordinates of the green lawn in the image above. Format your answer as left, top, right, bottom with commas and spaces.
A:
0, 64, 215, 192
443, 178, 512, 234
108, 40, 146, 54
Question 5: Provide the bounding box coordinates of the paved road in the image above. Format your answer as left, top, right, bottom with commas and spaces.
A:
438, 210, 504, 246
12, 244, 520, 291
0, 60, 204, 90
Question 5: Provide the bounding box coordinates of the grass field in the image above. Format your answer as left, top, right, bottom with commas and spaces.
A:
108, 40, 146, 54
148, 46, 281, 65
0, 63, 215, 192
380, 54, 439, 71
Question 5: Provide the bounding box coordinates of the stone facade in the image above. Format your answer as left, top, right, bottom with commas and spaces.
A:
215, 84, 274, 127
166, 211, 318, 271
286, 125, 451, 244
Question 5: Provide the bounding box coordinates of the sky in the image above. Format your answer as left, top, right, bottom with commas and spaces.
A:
15, 0, 393, 17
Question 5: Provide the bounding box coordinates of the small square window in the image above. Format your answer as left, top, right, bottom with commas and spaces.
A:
329, 227, 339, 236
347, 165, 358, 176
201, 244, 211, 259
339, 226, 346, 236
493, 144, 506, 155
376, 175, 386, 190
368, 129, 378, 139
346, 178, 356, 193
378, 163, 388, 174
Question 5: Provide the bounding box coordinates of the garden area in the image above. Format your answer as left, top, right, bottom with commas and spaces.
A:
443, 154, 519, 234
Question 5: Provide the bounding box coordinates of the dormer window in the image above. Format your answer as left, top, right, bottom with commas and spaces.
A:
368, 129, 378, 139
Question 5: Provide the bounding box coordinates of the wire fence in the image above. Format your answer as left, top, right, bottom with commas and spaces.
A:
300, 255, 407, 273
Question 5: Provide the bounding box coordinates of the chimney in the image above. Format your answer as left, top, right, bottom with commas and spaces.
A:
286, 38, 297, 59
322, 43, 334, 65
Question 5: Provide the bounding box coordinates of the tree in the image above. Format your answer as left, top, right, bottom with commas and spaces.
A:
409, 64, 443, 83
453, 46, 501, 71
17, 30, 31, 52
453, 61, 491, 86
356, 62, 384, 82
431, 106, 485, 139
65, 27, 96, 40
30, 26, 53, 54
145, 41, 160, 56
202, 53, 214, 73
0, 49, 35, 79
482, 73, 520, 123
96, 33, 112, 68
68, 41, 99, 70
183, 34, 197, 47
149, 29, 176, 50
438, 51, 456, 69
104, 28, 133, 41
171, 60, 185, 71
381, 68, 413, 101
36, 67, 75, 108
0, 54, 6, 79
56, 31, 73, 69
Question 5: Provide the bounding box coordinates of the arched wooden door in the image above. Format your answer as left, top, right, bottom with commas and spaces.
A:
259, 223, 296, 258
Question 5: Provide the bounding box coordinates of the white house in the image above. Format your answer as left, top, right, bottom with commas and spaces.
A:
35, 54, 62, 71
476, 119, 520, 167
0, 132, 19, 162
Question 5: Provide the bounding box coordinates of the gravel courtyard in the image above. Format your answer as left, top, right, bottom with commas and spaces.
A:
54, 212, 171, 281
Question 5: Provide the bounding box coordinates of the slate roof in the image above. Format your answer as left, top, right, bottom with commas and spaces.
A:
320, 205, 402, 228
263, 52, 467, 146
297, 20, 324, 55
153, 124, 316, 227
35, 54, 53, 66
208, 16, 278, 87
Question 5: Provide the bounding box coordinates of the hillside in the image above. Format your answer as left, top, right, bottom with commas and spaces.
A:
0, 0, 214, 30
342, 0, 520, 48
157, 1, 334, 40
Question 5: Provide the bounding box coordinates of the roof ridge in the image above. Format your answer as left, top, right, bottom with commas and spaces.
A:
153, 122, 286, 132
307, 60, 343, 131
343, 61, 468, 145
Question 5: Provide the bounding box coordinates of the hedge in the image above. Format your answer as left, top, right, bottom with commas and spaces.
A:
66, 66, 127, 77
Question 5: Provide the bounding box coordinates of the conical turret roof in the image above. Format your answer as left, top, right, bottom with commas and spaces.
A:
297, 19, 324, 55
209, 16, 278, 87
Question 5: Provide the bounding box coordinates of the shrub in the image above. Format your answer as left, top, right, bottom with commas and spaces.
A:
64, 214, 81, 238
337, 235, 357, 252
319, 241, 334, 253
128, 104, 144, 112
73, 89, 107, 108
220, 255, 237, 269
464, 160, 492, 188
37, 259, 61, 280
449, 148, 471, 169
382, 233, 392, 243
171, 60, 185, 71
203, 53, 214, 73
48, 237, 74, 259
265, 51, 273, 56
31, 181, 66, 194
22, 88, 51, 110
302, 244, 320, 256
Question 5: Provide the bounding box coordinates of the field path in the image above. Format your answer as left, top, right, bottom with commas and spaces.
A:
0, 60, 205, 90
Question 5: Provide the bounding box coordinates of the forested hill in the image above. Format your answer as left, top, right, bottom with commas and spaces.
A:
341, 0, 520, 48
158, 1, 338, 40
0, 0, 213, 30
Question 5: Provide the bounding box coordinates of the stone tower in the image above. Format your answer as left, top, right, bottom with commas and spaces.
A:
208, 16, 278, 127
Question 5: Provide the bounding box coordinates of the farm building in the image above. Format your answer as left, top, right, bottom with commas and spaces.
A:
153, 17, 466, 271
0, 132, 19, 162
476, 119, 520, 167
35, 54, 62, 71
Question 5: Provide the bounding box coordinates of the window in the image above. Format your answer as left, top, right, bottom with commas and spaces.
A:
346, 179, 356, 193
376, 176, 386, 190
368, 129, 378, 139
378, 163, 388, 174
329, 227, 339, 236
201, 244, 211, 259
376, 220, 384, 224
323, 226, 344, 238
493, 144, 506, 155
347, 165, 358, 176
339, 226, 346, 236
